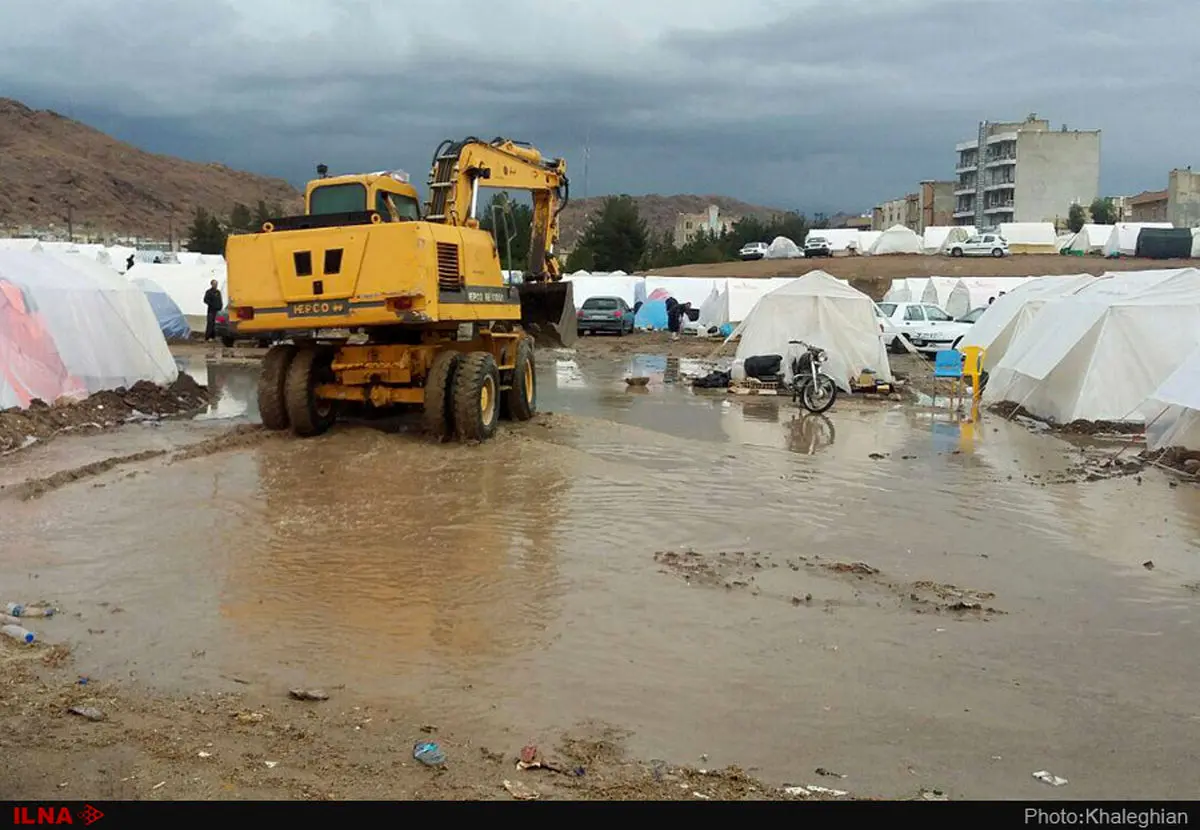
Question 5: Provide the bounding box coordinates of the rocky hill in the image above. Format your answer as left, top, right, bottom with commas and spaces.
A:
558, 193, 785, 250
0, 98, 302, 240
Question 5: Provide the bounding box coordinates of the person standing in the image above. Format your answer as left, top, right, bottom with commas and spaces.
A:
203, 279, 223, 342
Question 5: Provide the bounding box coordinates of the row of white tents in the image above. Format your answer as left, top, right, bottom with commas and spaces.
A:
952, 268, 1200, 451
1058, 223, 1200, 257
882, 276, 1031, 318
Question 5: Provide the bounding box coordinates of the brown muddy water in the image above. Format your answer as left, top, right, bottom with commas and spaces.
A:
4, 350, 1200, 799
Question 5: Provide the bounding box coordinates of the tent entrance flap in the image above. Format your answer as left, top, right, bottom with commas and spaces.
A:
519, 280, 576, 347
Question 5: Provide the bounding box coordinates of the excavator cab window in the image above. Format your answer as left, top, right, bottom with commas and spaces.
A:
309, 183, 367, 215
374, 191, 421, 222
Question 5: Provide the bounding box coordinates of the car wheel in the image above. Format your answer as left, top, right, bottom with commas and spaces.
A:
991, 248, 1004, 257
950, 247, 963, 257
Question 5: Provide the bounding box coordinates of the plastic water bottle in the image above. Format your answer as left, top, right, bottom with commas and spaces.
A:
2, 625, 35, 644
4, 603, 24, 617
1, 614, 21, 626
413, 741, 446, 766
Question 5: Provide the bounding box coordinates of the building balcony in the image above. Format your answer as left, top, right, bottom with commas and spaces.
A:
984, 155, 1016, 167
955, 163, 978, 173
955, 139, 979, 152
953, 209, 976, 219
954, 185, 977, 197
983, 181, 1015, 192
983, 203, 1015, 215
985, 131, 1018, 144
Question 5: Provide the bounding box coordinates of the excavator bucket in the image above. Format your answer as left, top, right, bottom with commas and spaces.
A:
518, 280, 577, 348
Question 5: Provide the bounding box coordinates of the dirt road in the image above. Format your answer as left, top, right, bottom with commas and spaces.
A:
648, 254, 1196, 300
4, 345, 1200, 801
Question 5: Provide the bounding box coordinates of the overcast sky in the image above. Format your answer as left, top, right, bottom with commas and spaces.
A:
1, 0, 1196, 214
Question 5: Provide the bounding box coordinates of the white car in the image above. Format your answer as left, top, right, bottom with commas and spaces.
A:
947, 233, 1009, 258
739, 242, 769, 260
876, 301, 974, 354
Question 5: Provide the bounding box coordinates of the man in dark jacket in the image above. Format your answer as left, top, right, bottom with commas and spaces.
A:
203, 279, 223, 341
665, 296, 682, 337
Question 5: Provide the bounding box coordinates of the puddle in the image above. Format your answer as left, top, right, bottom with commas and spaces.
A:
5, 351, 1200, 798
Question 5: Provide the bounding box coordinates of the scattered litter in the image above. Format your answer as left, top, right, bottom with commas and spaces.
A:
815, 767, 846, 778
1033, 770, 1068, 787
827, 562, 878, 575
1143, 560, 1155, 570
503, 779, 539, 800
991, 755, 1003, 761
288, 688, 329, 701
420, 724, 437, 733
197, 751, 212, 759
624, 376, 650, 387
920, 788, 948, 801
804, 784, 850, 797
233, 711, 265, 723
515, 743, 569, 773
519, 744, 538, 764
783, 786, 810, 797
151, 781, 165, 791
413, 741, 446, 767
692, 791, 711, 799
264, 761, 278, 769
77, 676, 89, 685
2, 624, 35, 644
67, 706, 105, 722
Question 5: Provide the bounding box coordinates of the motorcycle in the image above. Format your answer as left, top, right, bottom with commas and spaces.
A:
786, 340, 838, 414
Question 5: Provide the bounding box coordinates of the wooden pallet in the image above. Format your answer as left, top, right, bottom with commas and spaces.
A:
728, 379, 783, 396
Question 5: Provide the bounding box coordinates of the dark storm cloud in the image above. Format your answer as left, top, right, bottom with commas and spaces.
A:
1, 0, 1196, 212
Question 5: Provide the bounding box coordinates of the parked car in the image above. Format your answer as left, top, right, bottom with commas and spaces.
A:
739, 241, 769, 260
214, 307, 276, 348
873, 302, 904, 347
947, 233, 1009, 258
804, 236, 832, 257
576, 296, 635, 336
877, 301, 974, 354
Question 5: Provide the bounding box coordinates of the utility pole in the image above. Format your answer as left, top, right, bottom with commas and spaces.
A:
583, 127, 591, 201
66, 203, 73, 242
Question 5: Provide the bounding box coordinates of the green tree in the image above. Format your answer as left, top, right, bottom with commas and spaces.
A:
186, 207, 228, 255
229, 203, 253, 234
1067, 203, 1087, 233
478, 191, 533, 271
565, 245, 595, 272
575, 196, 648, 272
1089, 197, 1117, 225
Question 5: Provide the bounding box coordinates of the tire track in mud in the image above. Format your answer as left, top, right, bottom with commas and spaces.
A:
2, 425, 278, 502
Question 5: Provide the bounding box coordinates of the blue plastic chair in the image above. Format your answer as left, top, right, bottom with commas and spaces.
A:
933, 349, 965, 403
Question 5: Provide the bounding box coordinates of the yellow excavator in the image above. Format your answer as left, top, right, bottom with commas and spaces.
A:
224, 136, 576, 443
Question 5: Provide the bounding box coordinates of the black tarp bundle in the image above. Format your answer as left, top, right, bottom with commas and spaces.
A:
1135, 227, 1193, 259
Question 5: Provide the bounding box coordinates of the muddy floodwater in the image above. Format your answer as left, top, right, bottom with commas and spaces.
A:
4, 346, 1200, 800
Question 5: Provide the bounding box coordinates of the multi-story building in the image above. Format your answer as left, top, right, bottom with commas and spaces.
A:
1127, 190, 1168, 223
874, 182, 954, 232
673, 204, 739, 248
1124, 169, 1200, 227
953, 114, 1100, 229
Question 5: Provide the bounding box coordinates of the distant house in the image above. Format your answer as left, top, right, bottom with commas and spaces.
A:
673, 204, 740, 247
1128, 190, 1168, 223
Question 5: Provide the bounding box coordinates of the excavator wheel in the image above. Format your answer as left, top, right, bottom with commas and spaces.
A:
453, 352, 500, 443
501, 338, 536, 422
284, 346, 337, 437
258, 344, 296, 431
423, 350, 462, 442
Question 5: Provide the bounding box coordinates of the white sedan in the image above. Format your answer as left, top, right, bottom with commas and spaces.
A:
877, 301, 974, 354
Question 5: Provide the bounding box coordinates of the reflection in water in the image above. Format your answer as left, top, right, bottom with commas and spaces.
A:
219, 432, 570, 691
785, 413, 835, 455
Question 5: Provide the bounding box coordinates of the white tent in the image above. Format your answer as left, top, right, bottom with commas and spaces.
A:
804, 228, 860, 254
983, 269, 1200, 423
1066, 224, 1115, 255
563, 274, 643, 308
1104, 222, 1173, 257
729, 270, 893, 391
126, 261, 227, 330
920, 276, 960, 310
943, 276, 1034, 319
868, 225, 923, 255
698, 278, 784, 326
959, 274, 1096, 370
1142, 348, 1200, 451
764, 236, 803, 259
640, 276, 719, 309
1054, 232, 1074, 252
998, 222, 1058, 253
883, 277, 931, 305
0, 239, 44, 252
0, 249, 177, 409
1193, 228, 1200, 258
856, 231, 882, 254
924, 225, 975, 254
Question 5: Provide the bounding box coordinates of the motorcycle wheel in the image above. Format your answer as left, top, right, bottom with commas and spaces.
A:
800, 375, 838, 414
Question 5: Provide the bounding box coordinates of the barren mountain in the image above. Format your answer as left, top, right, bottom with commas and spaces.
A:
558, 193, 785, 250
0, 98, 302, 240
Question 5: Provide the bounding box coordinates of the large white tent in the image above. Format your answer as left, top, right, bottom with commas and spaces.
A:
920, 276, 960, 310
126, 261, 227, 330
867, 225, 923, 255
958, 274, 1096, 370
730, 270, 893, 391
924, 225, 974, 255
856, 230, 882, 254
882, 277, 931, 305
1103, 222, 1173, 257
563, 274, 642, 308
764, 236, 803, 259
698, 278, 789, 327
1066, 224, 1115, 255
0, 249, 177, 409
1142, 348, 1200, 452
998, 222, 1058, 253
942, 276, 1034, 318
983, 269, 1200, 424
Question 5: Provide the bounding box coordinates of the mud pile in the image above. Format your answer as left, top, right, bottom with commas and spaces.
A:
0, 375, 209, 453
991, 401, 1144, 436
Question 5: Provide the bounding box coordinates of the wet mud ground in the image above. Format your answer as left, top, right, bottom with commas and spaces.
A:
3, 335, 1200, 800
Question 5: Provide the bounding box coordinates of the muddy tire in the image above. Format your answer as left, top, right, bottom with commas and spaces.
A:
950, 247, 963, 257
502, 339, 536, 422
284, 347, 336, 437
258, 344, 296, 431
453, 352, 500, 443
423, 350, 462, 441
221, 336, 235, 348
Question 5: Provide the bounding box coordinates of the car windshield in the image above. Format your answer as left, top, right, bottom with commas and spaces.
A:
958, 307, 984, 323
583, 298, 619, 310
924, 306, 953, 321
808, 238, 827, 245
877, 303, 897, 317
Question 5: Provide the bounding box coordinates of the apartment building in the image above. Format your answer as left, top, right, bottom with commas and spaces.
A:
953, 114, 1100, 228
673, 204, 740, 248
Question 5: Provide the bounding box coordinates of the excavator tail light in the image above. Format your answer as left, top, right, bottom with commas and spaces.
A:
235, 306, 255, 321
386, 296, 414, 312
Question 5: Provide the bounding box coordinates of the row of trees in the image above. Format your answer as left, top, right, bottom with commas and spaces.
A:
1066, 197, 1118, 233
186, 200, 285, 255
564, 196, 827, 273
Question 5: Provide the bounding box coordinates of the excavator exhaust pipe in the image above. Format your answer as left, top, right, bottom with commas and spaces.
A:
518, 280, 577, 349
